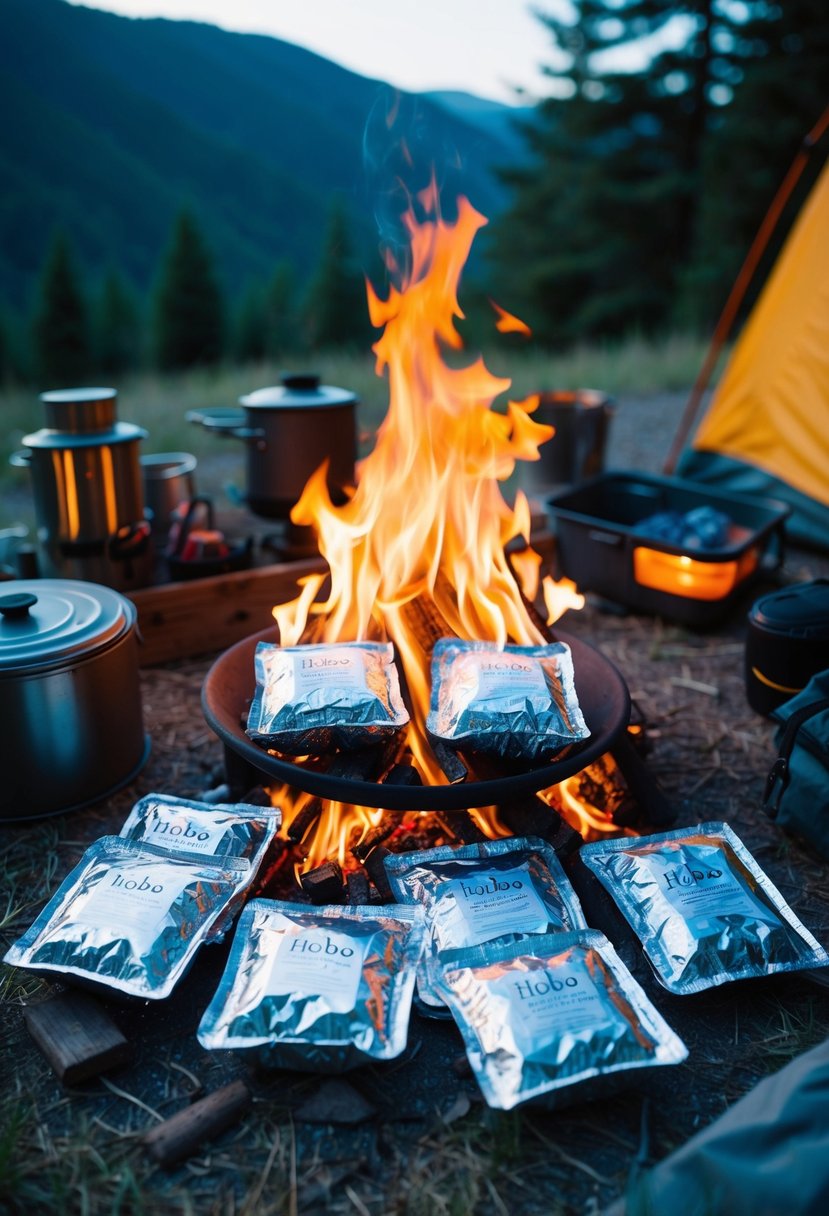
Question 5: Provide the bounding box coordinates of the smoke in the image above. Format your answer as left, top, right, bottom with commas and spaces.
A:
362, 86, 465, 283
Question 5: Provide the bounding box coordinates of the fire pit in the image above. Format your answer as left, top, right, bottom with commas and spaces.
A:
202, 624, 630, 812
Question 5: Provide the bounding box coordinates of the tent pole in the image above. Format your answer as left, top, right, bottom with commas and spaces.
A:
663, 106, 829, 475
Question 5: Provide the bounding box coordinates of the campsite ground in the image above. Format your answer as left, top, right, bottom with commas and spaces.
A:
2, 386, 829, 1214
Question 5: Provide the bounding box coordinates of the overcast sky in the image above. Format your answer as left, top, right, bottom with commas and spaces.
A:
68, 0, 572, 105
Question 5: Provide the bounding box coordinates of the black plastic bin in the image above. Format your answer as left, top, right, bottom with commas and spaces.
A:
546, 471, 790, 625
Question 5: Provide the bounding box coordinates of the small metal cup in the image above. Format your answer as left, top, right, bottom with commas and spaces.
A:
141, 452, 197, 536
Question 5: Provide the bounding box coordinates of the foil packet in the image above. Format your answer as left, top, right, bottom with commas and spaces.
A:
436, 930, 687, 1110
580, 822, 829, 995
426, 638, 589, 762
384, 836, 587, 1009
119, 792, 282, 940
197, 899, 427, 1071
247, 641, 409, 755
3, 836, 250, 1000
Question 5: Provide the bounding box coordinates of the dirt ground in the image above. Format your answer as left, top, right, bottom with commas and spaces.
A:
3, 393, 829, 1214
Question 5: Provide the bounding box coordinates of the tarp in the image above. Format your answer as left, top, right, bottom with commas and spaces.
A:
678, 159, 829, 549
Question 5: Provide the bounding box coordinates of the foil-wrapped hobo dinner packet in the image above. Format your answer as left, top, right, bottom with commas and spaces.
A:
4, 837, 250, 1000
118, 792, 282, 940
197, 900, 426, 1072
426, 638, 590, 762
246, 640, 409, 755
384, 836, 587, 1010
580, 822, 829, 995
436, 930, 687, 1110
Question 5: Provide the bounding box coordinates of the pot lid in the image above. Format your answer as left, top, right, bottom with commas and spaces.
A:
39, 387, 117, 405
239, 373, 357, 410
22, 420, 148, 449
0, 579, 135, 671
749, 579, 829, 639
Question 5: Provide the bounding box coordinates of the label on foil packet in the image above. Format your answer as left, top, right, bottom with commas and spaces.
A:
384, 836, 587, 1008
3, 837, 250, 1000
247, 641, 409, 755
197, 899, 427, 1072
426, 638, 589, 761
119, 793, 282, 939
436, 930, 687, 1110
580, 822, 829, 994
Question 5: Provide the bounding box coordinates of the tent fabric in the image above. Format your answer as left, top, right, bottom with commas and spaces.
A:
604, 1035, 829, 1216
678, 159, 829, 550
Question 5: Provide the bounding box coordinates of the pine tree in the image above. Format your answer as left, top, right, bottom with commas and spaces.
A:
487, 1, 793, 343
31, 230, 92, 386
302, 199, 369, 349
233, 279, 267, 365
95, 268, 140, 375
264, 261, 301, 358
154, 209, 223, 370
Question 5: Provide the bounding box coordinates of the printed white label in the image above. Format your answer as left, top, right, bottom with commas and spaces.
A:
79, 862, 193, 953
291, 648, 368, 696
647, 847, 770, 922
147, 814, 228, 855
270, 927, 364, 1012
498, 959, 614, 1047
465, 652, 547, 703
445, 866, 552, 947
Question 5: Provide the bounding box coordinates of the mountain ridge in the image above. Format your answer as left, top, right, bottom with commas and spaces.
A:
0, 0, 531, 308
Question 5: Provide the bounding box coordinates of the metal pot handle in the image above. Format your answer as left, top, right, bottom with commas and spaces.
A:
185, 407, 264, 441
9, 449, 31, 468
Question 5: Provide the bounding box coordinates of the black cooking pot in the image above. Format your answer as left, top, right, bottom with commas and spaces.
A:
0, 579, 149, 821
187, 373, 357, 520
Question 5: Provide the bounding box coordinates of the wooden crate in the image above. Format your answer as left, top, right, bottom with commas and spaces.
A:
129, 556, 327, 667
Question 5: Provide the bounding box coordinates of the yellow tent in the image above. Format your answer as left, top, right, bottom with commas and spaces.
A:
678, 157, 829, 549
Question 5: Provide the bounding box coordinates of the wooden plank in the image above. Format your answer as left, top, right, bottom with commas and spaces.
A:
23, 991, 132, 1084
129, 556, 327, 667
143, 1080, 251, 1167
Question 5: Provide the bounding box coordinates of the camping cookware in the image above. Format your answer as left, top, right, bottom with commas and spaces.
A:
745, 579, 829, 715
10, 387, 152, 591
0, 579, 149, 821
546, 471, 790, 626
186, 373, 357, 519
140, 451, 197, 537
165, 496, 253, 581
520, 389, 614, 497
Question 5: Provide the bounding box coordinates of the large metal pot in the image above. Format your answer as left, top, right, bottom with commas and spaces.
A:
0, 579, 149, 821
187, 373, 357, 519
10, 388, 152, 591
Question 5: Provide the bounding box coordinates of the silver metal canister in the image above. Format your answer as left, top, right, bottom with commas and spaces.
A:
10, 388, 152, 590
0, 579, 149, 821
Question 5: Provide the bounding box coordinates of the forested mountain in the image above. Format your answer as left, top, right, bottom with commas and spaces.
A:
0, 0, 526, 309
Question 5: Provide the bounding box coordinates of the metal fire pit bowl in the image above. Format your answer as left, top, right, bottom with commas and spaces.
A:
202, 627, 631, 812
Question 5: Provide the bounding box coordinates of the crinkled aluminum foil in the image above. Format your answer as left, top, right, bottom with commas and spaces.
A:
3, 837, 250, 999
385, 836, 587, 1010
119, 793, 282, 940
580, 822, 829, 995
436, 930, 687, 1110
247, 641, 409, 755
197, 899, 427, 1071
426, 638, 590, 761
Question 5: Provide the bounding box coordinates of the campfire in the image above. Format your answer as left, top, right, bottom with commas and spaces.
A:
204, 185, 658, 899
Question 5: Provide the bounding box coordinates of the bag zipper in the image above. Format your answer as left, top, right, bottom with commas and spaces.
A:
764, 696, 829, 818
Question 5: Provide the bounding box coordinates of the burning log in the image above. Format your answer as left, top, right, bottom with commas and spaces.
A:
497, 794, 582, 860
352, 811, 399, 861
345, 869, 372, 906
286, 798, 325, 844
363, 846, 394, 902
383, 760, 423, 787
300, 860, 346, 905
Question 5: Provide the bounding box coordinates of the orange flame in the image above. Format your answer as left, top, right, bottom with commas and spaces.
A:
269, 190, 599, 867
490, 299, 532, 336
